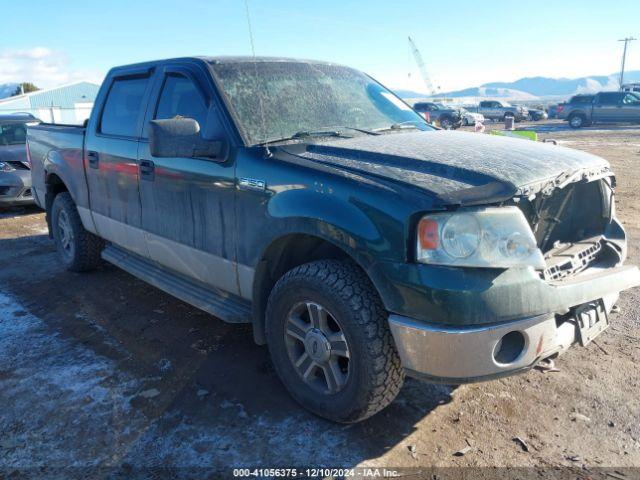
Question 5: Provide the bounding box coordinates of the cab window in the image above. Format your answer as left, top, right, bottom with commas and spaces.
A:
155, 74, 207, 129
100, 76, 150, 137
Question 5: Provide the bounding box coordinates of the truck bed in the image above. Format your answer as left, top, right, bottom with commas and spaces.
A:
27, 123, 87, 210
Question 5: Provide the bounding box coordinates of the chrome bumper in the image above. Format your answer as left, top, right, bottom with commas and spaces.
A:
388, 294, 619, 384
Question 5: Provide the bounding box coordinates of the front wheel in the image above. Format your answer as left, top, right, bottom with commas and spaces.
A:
265, 260, 404, 423
440, 117, 453, 129
51, 192, 104, 272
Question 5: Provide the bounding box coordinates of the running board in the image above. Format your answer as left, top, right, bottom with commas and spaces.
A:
102, 245, 251, 324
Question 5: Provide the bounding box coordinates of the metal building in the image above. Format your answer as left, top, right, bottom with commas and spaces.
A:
0, 81, 100, 124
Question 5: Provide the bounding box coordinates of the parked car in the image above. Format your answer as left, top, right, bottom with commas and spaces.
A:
413, 102, 462, 129
459, 107, 484, 126
562, 91, 640, 128
474, 100, 528, 122
527, 107, 548, 121
557, 94, 594, 122
28, 56, 640, 423
0, 113, 39, 207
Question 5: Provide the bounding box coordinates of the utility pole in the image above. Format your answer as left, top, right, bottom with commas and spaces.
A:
618, 37, 636, 89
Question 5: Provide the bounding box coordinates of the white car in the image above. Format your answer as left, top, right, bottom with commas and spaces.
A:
460, 108, 484, 126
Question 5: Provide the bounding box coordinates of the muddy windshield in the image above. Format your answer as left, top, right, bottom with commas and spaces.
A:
210, 61, 431, 145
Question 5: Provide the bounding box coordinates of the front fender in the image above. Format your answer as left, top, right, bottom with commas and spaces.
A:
261, 187, 403, 270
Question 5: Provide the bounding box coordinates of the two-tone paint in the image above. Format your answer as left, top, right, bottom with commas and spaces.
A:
28, 57, 640, 358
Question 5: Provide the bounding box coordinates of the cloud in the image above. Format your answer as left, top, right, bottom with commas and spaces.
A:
0, 47, 103, 89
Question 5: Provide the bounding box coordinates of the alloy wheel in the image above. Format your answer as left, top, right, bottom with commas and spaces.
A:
284, 301, 351, 394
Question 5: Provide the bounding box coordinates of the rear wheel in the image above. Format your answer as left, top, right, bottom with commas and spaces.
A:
569, 114, 586, 128
51, 192, 104, 272
265, 260, 404, 423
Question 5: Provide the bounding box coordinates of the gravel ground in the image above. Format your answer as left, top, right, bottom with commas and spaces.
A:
0, 121, 638, 478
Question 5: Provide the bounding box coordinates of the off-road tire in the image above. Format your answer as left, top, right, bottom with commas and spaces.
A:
51, 192, 104, 272
265, 259, 404, 423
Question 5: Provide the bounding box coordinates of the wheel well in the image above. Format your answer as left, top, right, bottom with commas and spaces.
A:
251, 234, 358, 345
44, 173, 69, 235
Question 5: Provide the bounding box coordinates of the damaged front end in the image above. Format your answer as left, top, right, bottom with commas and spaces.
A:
388, 166, 640, 384
513, 167, 626, 283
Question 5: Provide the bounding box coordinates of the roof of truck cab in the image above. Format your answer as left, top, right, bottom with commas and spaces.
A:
109, 56, 344, 72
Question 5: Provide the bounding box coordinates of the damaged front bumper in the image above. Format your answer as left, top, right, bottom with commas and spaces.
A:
388, 263, 640, 383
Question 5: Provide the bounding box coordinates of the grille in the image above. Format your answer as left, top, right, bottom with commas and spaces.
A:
516, 179, 610, 281
542, 237, 602, 281
7, 161, 30, 170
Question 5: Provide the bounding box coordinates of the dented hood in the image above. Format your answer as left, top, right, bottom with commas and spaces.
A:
295, 130, 611, 205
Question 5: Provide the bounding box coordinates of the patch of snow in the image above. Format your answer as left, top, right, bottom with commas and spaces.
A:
0, 289, 146, 467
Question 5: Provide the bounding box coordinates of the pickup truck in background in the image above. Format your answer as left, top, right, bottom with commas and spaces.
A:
561, 91, 640, 128
412, 102, 462, 129
557, 94, 594, 123
28, 56, 640, 423
474, 100, 528, 122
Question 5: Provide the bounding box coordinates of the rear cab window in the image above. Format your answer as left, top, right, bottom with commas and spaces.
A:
100, 76, 150, 137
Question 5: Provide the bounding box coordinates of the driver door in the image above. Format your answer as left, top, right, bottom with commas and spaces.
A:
137, 65, 241, 296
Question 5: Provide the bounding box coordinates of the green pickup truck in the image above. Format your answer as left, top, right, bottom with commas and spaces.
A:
27, 57, 640, 423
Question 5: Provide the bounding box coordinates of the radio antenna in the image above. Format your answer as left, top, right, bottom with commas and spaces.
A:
243, 0, 271, 156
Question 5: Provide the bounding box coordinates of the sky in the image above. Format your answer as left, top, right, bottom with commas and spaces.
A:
1, 0, 639, 93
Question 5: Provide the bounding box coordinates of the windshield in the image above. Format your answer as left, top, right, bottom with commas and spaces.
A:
210, 61, 432, 145
0, 122, 27, 146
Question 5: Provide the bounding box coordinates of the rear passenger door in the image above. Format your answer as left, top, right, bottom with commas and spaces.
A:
137, 65, 242, 296
85, 68, 153, 257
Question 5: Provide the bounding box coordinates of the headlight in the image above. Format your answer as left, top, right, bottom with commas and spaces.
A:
0, 161, 15, 172
417, 207, 545, 269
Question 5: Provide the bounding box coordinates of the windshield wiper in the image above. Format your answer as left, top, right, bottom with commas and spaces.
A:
258, 129, 354, 146
315, 125, 380, 136
374, 122, 422, 133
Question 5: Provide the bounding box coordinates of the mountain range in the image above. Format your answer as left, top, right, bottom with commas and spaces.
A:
396, 70, 640, 100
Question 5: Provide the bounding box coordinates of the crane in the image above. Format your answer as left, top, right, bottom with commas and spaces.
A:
408, 36, 437, 97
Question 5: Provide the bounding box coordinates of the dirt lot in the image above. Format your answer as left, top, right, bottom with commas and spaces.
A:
1, 121, 639, 478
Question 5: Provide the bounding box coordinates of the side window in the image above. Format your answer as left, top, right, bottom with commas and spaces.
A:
100, 76, 150, 137
598, 93, 621, 105
479, 101, 488, 108
622, 93, 640, 104
155, 74, 208, 129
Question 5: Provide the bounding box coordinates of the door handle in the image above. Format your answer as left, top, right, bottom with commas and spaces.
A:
139, 159, 155, 180
87, 151, 99, 169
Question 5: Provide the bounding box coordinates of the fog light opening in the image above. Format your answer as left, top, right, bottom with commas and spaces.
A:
493, 331, 526, 365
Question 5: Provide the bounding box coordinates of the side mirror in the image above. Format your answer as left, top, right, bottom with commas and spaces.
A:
149, 117, 225, 159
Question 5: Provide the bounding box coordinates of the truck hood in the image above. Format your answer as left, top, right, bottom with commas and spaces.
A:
294, 130, 611, 205
0, 144, 28, 165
